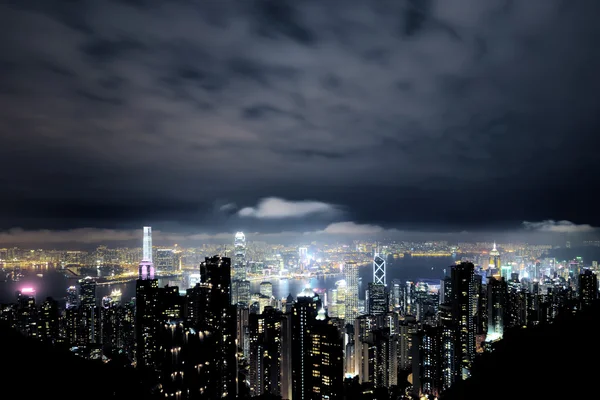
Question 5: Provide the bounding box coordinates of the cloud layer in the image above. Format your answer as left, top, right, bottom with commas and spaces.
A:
238, 197, 339, 219
0, 1, 599, 233
317, 221, 391, 235
522, 220, 597, 234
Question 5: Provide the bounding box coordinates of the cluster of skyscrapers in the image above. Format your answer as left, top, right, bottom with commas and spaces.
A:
1, 230, 599, 400
1, 278, 135, 361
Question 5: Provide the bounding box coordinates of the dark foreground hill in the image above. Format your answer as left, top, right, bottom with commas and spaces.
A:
0, 323, 152, 400
442, 301, 600, 400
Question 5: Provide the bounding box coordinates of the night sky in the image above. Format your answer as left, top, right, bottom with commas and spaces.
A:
1, 0, 599, 245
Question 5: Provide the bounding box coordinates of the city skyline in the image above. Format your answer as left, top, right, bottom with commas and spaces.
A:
1, 1, 600, 240
2, 221, 600, 399
0, 222, 598, 248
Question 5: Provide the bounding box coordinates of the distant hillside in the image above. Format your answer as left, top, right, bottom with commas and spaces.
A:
441, 302, 600, 400
545, 246, 600, 263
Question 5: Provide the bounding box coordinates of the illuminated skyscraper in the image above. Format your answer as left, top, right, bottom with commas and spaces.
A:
579, 269, 598, 308
298, 246, 308, 260
487, 276, 507, 341
344, 262, 359, 325
233, 232, 246, 280
232, 232, 250, 305
16, 289, 37, 338
198, 256, 238, 398
143, 226, 152, 262
38, 297, 58, 343
291, 290, 321, 400
260, 281, 273, 298
450, 262, 475, 379
412, 326, 442, 398
155, 248, 175, 272
367, 283, 387, 315
79, 278, 96, 308
249, 307, 284, 397
439, 304, 457, 391
390, 279, 402, 310
308, 309, 344, 399
65, 286, 78, 310
489, 242, 501, 270
135, 277, 159, 369
79, 278, 99, 345
373, 251, 386, 286
139, 227, 155, 280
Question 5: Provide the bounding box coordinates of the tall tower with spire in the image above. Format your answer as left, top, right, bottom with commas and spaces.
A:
139, 226, 154, 280
373, 246, 386, 286
489, 242, 501, 271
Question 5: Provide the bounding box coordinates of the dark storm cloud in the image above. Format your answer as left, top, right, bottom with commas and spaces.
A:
0, 0, 600, 240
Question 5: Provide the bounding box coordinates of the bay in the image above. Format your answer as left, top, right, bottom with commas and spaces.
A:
0, 255, 457, 305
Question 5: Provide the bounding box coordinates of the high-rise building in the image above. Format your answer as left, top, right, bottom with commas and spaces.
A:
344, 262, 359, 325
135, 277, 160, 369
500, 265, 512, 280
359, 328, 397, 389
65, 286, 78, 310
79, 278, 96, 308
438, 304, 457, 391
100, 295, 120, 353
260, 281, 273, 298
232, 232, 250, 305
373, 251, 386, 286
390, 279, 403, 310
291, 288, 321, 400
139, 227, 155, 281
233, 232, 246, 280
143, 226, 153, 262
235, 305, 250, 359
309, 308, 344, 399
79, 277, 99, 345
281, 312, 293, 400
155, 248, 176, 272
155, 319, 207, 398
398, 316, 418, 370
39, 297, 60, 344
579, 269, 598, 308
231, 280, 251, 305
404, 281, 416, 316
412, 326, 442, 398
440, 277, 452, 305
299, 247, 308, 270
198, 256, 238, 398
487, 277, 507, 341
489, 242, 501, 271
249, 307, 284, 398
450, 262, 475, 379
64, 305, 79, 345
367, 283, 387, 315
16, 289, 38, 338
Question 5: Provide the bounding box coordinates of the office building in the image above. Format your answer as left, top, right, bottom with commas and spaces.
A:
489, 243, 501, 271
487, 277, 507, 341
155, 248, 176, 272
367, 283, 387, 315
291, 288, 321, 400
451, 262, 475, 379
373, 251, 386, 286
308, 308, 344, 399
579, 269, 598, 308
249, 307, 284, 397
260, 281, 273, 298
143, 226, 153, 262
198, 256, 238, 398
344, 262, 359, 325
